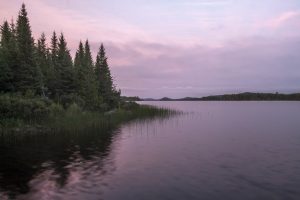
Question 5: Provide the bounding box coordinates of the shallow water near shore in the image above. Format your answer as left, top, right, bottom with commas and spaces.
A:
1, 101, 300, 200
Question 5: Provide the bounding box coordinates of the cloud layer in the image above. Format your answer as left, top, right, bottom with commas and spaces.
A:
1, 0, 300, 98
105, 37, 300, 98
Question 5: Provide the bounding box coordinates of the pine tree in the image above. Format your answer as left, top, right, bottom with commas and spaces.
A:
0, 21, 14, 92
56, 33, 74, 96
15, 3, 39, 93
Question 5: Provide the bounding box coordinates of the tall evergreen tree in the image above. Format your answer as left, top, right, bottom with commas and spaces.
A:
15, 3, 39, 93
84, 40, 94, 70
50, 31, 58, 64
36, 33, 48, 75
95, 44, 117, 104
56, 33, 74, 96
0, 21, 14, 92
1, 21, 12, 48
74, 40, 98, 108
35, 33, 49, 96
74, 41, 85, 93
84, 40, 98, 105
47, 31, 59, 97
74, 41, 84, 69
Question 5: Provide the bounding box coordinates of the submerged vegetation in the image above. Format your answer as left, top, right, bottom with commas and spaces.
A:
0, 4, 176, 133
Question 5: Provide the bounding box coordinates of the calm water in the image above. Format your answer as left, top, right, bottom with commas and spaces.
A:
1, 101, 300, 200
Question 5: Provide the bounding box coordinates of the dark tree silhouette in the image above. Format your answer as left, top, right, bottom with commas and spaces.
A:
15, 4, 40, 93
0, 3, 121, 110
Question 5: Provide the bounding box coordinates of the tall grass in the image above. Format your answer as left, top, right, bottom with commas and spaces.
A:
47, 103, 179, 134
0, 101, 179, 134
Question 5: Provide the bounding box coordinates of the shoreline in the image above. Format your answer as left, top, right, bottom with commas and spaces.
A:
0, 102, 177, 134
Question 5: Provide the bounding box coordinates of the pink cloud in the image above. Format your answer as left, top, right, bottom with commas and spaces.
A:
104, 37, 300, 98
267, 11, 300, 28
0, 0, 154, 49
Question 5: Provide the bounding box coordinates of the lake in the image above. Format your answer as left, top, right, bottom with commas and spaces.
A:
1, 101, 300, 200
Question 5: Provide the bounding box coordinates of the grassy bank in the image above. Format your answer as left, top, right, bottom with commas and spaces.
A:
0, 95, 177, 134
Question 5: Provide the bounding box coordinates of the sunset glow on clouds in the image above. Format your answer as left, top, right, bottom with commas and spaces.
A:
1, 0, 300, 98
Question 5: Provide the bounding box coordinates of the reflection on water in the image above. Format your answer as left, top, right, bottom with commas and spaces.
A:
0, 126, 122, 199
1, 101, 300, 200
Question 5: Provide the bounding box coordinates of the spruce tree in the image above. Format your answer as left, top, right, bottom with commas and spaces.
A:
74, 40, 98, 108
84, 40, 98, 106
50, 31, 58, 64
74, 41, 85, 93
84, 40, 94, 70
36, 33, 49, 96
48, 31, 59, 97
0, 21, 14, 92
56, 33, 74, 96
95, 44, 117, 105
36, 33, 48, 76
1, 21, 12, 50
74, 41, 85, 68
15, 3, 39, 93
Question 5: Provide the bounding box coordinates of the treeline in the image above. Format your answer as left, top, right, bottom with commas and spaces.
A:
199, 92, 300, 101
121, 96, 142, 101
157, 92, 300, 101
0, 4, 120, 111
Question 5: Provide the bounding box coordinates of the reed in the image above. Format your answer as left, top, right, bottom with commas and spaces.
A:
46, 103, 178, 133
0, 102, 179, 134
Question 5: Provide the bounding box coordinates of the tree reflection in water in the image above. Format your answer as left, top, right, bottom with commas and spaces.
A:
0, 127, 120, 199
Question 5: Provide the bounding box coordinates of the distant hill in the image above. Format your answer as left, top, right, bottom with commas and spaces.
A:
143, 98, 157, 101
198, 92, 300, 101
160, 97, 173, 101
125, 92, 300, 101
139, 92, 300, 101
121, 96, 142, 101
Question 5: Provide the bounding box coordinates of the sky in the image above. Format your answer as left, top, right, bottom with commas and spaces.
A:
1, 0, 300, 98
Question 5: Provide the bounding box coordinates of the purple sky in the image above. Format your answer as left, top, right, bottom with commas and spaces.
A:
1, 0, 300, 98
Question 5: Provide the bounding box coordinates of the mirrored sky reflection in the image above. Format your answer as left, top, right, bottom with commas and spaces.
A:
1, 0, 300, 98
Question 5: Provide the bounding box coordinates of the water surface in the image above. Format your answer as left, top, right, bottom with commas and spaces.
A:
1, 101, 300, 200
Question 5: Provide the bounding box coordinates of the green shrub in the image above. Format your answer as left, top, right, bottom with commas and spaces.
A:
49, 103, 64, 117
59, 94, 85, 109
0, 94, 52, 121
121, 101, 139, 110
66, 103, 82, 115
89, 96, 105, 111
